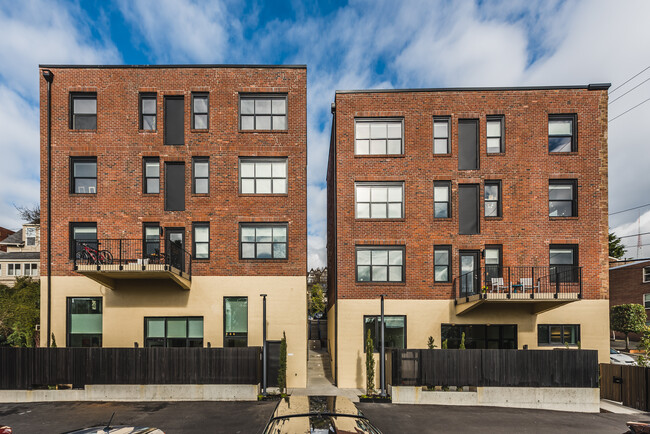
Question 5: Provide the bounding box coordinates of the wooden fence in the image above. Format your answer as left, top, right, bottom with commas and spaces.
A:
308, 319, 328, 345
390, 349, 598, 388
0, 347, 261, 389
600, 363, 649, 411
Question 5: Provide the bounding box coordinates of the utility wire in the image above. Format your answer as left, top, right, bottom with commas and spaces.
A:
616, 231, 650, 239
609, 65, 650, 94
609, 97, 650, 122
609, 76, 650, 104
609, 203, 650, 215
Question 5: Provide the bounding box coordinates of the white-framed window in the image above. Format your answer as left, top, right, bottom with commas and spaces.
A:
239, 158, 288, 194
644, 267, 650, 283
25, 227, 37, 246
644, 294, 650, 308
355, 182, 404, 219
24, 263, 38, 276
8, 263, 21, 276
355, 119, 403, 155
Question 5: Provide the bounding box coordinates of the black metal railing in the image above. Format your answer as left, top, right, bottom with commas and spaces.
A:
73, 238, 192, 280
454, 266, 582, 300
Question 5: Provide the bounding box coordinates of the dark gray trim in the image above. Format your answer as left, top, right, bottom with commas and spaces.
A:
192, 157, 210, 194
40, 64, 306, 69
144, 316, 204, 348
67, 297, 102, 348
223, 296, 248, 347
238, 222, 289, 260
363, 315, 407, 353
336, 84, 611, 94
191, 92, 209, 130
433, 245, 452, 283
537, 324, 580, 346
355, 245, 406, 283
484, 180, 502, 218
192, 221, 210, 260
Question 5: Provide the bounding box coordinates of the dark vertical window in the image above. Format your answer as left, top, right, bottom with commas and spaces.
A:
458, 184, 479, 235
164, 96, 185, 145
143, 223, 161, 259
192, 157, 209, 194
69, 222, 97, 259
458, 119, 478, 170
143, 158, 160, 194
193, 222, 209, 259
224, 297, 248, 347
434, 245, 451, 283
549, 180, 577, 217
363, 316, 406, 352
486, 116, 504, 153
165, 162, 185, 211
433, 117, 450, 154
192, 93, 209, 129
548, 115, 576, 152
140, 93, 157, 131
70, 93, 97, 130
538, 324, 580, 346
485, 245, 502, 283
67, 297, 102, 347
433, 181, 451, 218
145, 317, 203, 347
484, 181, 501, 217
70, 157, 97, 194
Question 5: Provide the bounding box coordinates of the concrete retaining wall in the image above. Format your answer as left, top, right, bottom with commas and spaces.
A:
390, 386, 600, 413
0, 384, 259, 403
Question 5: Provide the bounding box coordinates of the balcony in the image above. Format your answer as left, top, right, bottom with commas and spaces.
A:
73, 239, 192, 290
454, 266, 582, 315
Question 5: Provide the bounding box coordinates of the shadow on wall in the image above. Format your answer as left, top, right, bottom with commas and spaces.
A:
105, 280, 190, 308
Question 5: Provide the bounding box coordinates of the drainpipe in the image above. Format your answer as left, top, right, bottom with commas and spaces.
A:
42, 69, 53, 348
261, 293, 267, 395
380, 294, 386, 397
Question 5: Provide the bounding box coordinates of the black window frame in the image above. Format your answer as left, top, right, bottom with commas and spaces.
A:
191, 92, 209, 130
549, 179, 578, 217
67, 297, 102, 348
433, 181, 451, 219
484, 180, 502, 218
433, 116, 451, 155
192, 222, 210, 260
239, 94, 288, 131
549, 244, 579, 283
239, 157, 288, 195
363, 315, 407, 353
139, 92, 157, 131
70, 157, 97, 194
192, 157, 210, 194
355, 245, 405, 283
354, 118, 404, 156
484, 244, 503, 282
143, 223, 161, 259
548, 114, 577, 153
354, 182, 404, 219
434, 245, 452, 283
537, 324, 580, 346
486, 115, 504, 154
239, 223, 288, 260
442, 324, 517, 349
144, 316, 204, 348
69, 222, 97, 259
224, 296, 248, 347
70, 92, 97, 130
143, 157, 160, 194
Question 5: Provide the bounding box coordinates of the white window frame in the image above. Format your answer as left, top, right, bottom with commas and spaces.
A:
644, 294, 650, 308
354, 119, 404, 155
8, 263, 21, 276
355, 182, 404, 219
644, 267, 650, 283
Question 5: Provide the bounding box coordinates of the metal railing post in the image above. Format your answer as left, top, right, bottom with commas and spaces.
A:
119, 239, 123, 268
555, 270, 560, 298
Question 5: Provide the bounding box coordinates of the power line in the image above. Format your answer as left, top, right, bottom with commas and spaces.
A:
616, 231, 650, 240
609, 203, 650, 215
609, 76, 650, 104
609, 96, 650, 122
609, 65, 650, 94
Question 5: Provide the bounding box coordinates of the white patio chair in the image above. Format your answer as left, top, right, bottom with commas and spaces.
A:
491, 277, 506, 293
521, 277, 539, 293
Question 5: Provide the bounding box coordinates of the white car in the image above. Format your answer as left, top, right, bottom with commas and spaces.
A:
610, 348, 637, 366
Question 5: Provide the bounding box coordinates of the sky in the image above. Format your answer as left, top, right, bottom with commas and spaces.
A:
0, 0, 649, 267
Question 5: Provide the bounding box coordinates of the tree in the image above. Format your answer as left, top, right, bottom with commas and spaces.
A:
611, 304, 647, 351
427, 336, 437, 349
14, 204, 40, 224
309, 283, 325, 317
609, 232, 626, 259
278, 331, 287, 395
365, 329, 375, 395
0, 277, 40, 347
637, 327, 650, 367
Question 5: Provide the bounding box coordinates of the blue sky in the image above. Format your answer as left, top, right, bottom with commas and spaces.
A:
1, 0, 650, 267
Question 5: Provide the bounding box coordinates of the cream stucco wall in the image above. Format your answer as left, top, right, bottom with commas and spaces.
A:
335, 299, 610, 389
40, 275, 307, 388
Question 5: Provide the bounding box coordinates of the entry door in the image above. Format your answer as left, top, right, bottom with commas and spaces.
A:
165, 228, 185, 271
459, 251, 480, 296
266, 340, 281, 387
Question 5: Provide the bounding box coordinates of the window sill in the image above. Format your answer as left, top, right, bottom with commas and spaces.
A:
240, 258, 289, 263
354, 154, 405, 159
434, 282, 452, 285
239, 129, 289, 134
486, 152, 505, 156
69, 129, 97, 133
356, 281, 406, 286
190, 129, 209, 133
356, 218, 405, 222
485, 216, 503, 220
239, 193, 289, 197
549, 151, 578, 155
143, 193, 161, 196
191, 194, 210, 197
537, 344, 580, 347
139, 129, 158, 134
549, 216, 579, 220
193, 258, 210, 261
433, 153, 453, 157
433, 217, 452, 221
69, 193, 97, 196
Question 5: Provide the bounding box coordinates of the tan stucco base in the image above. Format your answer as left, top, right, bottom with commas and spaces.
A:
40, 275, 307, 388
332, 299, 610, 389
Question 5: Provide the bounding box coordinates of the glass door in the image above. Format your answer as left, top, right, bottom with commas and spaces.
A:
459, 251, 480, 296
165, 228, 185, 271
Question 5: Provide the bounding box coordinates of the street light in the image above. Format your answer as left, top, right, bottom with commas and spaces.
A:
260, 293, 267, 396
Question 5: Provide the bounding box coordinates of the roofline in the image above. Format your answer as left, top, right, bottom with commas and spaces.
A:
335, 83, 611, 94
39, 64, 306, 69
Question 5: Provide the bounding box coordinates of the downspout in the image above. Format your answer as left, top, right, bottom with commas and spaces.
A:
330, 101, 338, 385
42, 69, 53, 347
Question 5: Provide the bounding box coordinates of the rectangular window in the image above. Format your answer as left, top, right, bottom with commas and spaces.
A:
67, 297, 102, 347
356, 246, 404, 283
644, 294, 650, 308
143, 158, 160, 194
538, 324, 580, 346
23, 263, 38, 276
486, 116, 504, 153
550, 244, 579, 283
71, 157, 97, 194
192, 93, 209, 129
192, 157, 209, 194
458, 184, 479, 235
355, 183, 403, 219
355, 119, 403, 155
434, 246, 451, 283
240, 224, 287, 260
433, 181, 451, 218
25, 227, 36, 246
165, 162, 185, 211
164, 96, 184, 145
240, 95, 287, 130
548, 115, 576, 152
70, 93, 97, 130
645, 267, 650, 283
70, 222, 97, 259
485, 245, 502, 283
442, 324, 517, 349
143, 223, 160, 259
363, 315, 406, 352
239, 158, 287, 194
145, 317, 203, 347
140, 93, 157, 131
224, 297, 248, 347
484, 181, 501, 217
433, 117, 450, 154
549, 180, 577, 217
8, 264, 20, 276
193, 223, 209, 259
458, 119, 479, 170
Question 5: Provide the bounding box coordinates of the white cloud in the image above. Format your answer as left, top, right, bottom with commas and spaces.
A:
611, 209, 650, 259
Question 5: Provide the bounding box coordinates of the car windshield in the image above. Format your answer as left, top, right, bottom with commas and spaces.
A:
611, 348, 619, 354
264, 415, 381, 434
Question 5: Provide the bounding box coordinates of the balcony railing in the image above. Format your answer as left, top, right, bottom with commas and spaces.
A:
454, 265, 582, 301
73, 238, 192, 281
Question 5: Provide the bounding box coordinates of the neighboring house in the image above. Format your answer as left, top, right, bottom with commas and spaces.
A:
0, 227, 14, 252
39, 65, 308, 388
0, 224, 40, 285
609, 259, 650, 337
326, 84, 610, 388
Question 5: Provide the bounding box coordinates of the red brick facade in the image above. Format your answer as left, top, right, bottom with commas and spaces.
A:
328, 86, 609, 302
40, 66, 307, 277
610, 260, 650, 308
0, 227, 15, 252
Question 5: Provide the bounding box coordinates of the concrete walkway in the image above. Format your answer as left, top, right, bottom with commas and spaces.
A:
290, 349, 364, 402
600, 398, 647, 414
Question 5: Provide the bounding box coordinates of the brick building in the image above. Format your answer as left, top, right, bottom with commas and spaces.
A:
0, 227, 14, 253
39, 65, 308, 387
327, 84, 610, 388
610, 259, 650, 329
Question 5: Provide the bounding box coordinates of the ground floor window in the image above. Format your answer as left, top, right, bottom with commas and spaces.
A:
67, 297, 102, 347
441, 324, 517, 349
363, 315, 406, 352
537, 324, 580, 346
145, 317, 203, 347
8, 263, 21, 276
23, 263, 38, 276
224, 297, 248, 347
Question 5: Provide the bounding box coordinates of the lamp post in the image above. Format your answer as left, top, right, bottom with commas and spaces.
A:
261, 293, 267, 396
42, 69, 53, 348
380, 294, 386, 397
